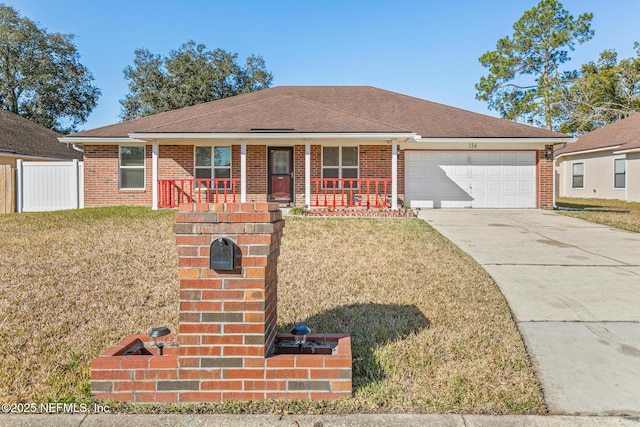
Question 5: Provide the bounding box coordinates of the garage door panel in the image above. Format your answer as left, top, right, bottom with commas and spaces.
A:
487, 195, 505, 206
452, 165, 467, 175
503, 165, 519, 176
487, 166, 501, 177
487, 179, 503, 192
502, 180, 518, 192
405, 151, 536, 208
502, 195, 519, 206
519, 180, 534, 192
470, 165, 486, 177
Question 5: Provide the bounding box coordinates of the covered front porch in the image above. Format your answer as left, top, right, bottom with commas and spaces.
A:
152, 139, 405, 210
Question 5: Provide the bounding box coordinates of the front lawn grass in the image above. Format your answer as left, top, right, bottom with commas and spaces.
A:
556, 198, 640, 233
0, 207, 544, 414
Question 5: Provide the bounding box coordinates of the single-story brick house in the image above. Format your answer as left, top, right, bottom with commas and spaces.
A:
61, 86, 571, 210
555, 113, 640, 202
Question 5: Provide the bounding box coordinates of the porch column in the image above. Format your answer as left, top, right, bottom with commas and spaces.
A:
152, 142, 158, 210
391, 139, 398, 210
240, 141, 247, 203
305, 140, 311, 208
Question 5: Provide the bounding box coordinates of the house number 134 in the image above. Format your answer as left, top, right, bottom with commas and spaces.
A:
468, 143, 478, 149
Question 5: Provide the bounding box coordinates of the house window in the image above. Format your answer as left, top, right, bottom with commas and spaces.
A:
195, 146, 231, 188
119, 146, 145, 189
322, 146, 358, 188
571, 162, 584, 189
614, 158, 626, 189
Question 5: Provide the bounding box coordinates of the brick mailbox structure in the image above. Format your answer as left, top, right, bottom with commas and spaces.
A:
91, 202, 352, 402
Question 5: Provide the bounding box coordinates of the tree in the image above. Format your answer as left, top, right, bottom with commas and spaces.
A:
120, 40, 273, 121
0, 4, 100, 133
558, 44, 640, 134
475, 0, 593, 130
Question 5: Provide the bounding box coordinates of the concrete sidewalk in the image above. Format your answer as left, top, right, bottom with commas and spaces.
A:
0, 414, 638, 426
418, 209, 640, 416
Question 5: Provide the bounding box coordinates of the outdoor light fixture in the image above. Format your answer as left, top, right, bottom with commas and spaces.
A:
291, 324, 311, 353
149, 326, 171, 356
545, 147, 553, 160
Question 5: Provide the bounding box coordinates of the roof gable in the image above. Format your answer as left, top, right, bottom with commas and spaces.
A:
557, 113, 640, 155
70, 86, 568, 139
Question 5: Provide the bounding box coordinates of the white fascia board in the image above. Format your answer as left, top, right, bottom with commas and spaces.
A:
58, 137, 147, 144
613, 147, 640, 154
402, 138, 574, 151
555, 145, 621, 160
129, 132, 416, 141
412, 137, 574, 144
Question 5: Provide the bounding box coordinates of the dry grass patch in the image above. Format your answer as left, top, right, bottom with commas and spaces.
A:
556, 198, 640, 233
278, 218, 543, 414
0, 208, 544, 414
0, 207, 179, 404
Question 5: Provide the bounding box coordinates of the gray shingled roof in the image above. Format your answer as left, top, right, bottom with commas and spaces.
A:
69, 86, 568, 139
556, 113, 640, 155
0, 109, 82, 160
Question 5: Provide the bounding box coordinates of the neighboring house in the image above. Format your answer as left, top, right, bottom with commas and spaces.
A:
0, 109, 82, 165
61, 86, 570, 210
556, 113, 640, 202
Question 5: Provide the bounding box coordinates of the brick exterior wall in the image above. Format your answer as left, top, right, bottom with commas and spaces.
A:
537, 145, 554, 210
360, 144, 405, 201
90, 202, 352, 402
84, 145, 154, 207
159, 146, 192, 181
83, 142, 408, 209
246, 146, 267, 202
84, 142, 554, 210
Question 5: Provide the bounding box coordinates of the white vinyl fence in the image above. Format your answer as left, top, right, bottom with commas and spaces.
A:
16, 159, 84, 212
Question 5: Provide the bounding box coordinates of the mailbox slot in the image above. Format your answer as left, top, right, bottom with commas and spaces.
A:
210, 237, 238, 271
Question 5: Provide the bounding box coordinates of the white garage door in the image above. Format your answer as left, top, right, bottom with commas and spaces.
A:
405, 151, 536, 208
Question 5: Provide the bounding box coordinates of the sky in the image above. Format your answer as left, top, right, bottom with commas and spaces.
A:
3, 0, 640, 131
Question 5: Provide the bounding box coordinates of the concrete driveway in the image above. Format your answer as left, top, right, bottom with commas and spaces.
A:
417, 209, 640, 416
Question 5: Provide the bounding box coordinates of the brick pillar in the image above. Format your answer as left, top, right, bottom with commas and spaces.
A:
537, 145, 554, 210
174, 202, 283, 371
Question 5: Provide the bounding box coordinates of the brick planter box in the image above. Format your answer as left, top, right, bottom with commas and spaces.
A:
91, 202, 352, 402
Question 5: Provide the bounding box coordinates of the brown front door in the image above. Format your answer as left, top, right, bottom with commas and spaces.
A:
268, 147, 293, 202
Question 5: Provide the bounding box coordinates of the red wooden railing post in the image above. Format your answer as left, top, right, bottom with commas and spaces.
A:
332, 179, 337, 209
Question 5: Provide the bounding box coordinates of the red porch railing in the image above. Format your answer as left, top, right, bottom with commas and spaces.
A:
311, 178, 392, 209
158, 179, 240, 208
